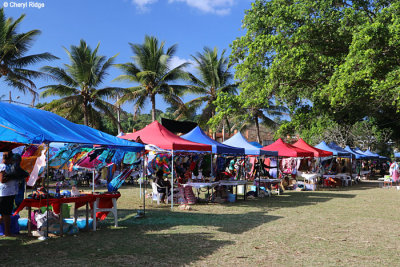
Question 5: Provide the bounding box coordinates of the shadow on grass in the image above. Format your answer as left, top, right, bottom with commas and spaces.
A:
116, 209, 282, 234
0, 229, 234, 266
1, 209, 281, 265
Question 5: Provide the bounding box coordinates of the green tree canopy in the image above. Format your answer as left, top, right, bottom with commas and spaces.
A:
183, 47, 238, 129
0, 8, 57, 105
114, 35, 189, 122
40, 40, 122, 128
230, 0, 400, 141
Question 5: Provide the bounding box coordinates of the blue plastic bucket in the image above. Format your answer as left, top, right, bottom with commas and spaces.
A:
227, 193, 236, 203
63, 218, 93, 229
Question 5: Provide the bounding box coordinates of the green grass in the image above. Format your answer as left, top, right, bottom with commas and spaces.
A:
1, 181, 399, 266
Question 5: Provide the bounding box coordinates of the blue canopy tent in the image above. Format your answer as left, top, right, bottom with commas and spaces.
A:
328, 142, 353, 158
0, 102, 144, 151
181, 126, 244, 155
249, 141, 263, 148
354, 147, 372, 159
315, 141, 351, 157
395, 152, 400, 158
344, 146, 368, 159
0, 102, 145, 236
363, 149, 381, 159
223, 132, 278, 156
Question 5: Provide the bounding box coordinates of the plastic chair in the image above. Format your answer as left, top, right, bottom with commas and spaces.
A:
151, 182, 168, 205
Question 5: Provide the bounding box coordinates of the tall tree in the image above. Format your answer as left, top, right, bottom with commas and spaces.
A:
230, 0, 400, 141
183, 47, 238, 129
41, 40, 122, 128
114, 35, 189, 122
0, 8, 57, 105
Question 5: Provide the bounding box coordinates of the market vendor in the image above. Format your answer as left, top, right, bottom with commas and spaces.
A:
0, 151, 28, 236
155, 170, 171, 203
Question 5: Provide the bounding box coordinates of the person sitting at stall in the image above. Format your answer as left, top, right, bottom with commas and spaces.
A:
154, 170, 171, 203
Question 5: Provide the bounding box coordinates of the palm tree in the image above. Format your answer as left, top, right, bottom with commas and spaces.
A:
0, 8, 57, 105
114, 35, 189, 122
235, 101, 288, 144
41, 40, 122, 128
183, 47, 238, 130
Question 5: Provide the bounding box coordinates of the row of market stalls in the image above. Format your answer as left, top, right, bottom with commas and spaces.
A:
0, 102, 390, 237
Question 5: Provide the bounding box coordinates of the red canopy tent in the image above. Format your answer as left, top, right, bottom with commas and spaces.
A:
262, 138, 314, 157
292, 138, 333, 157
119, 121, 211, 151
120, 121, 211, 209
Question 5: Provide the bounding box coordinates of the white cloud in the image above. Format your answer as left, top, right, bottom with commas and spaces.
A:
169, 56, 196, 74
131, 0, 158, 11
168, 0, 236, 15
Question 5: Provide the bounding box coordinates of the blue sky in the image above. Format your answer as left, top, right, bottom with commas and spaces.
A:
1, 0, 252, 113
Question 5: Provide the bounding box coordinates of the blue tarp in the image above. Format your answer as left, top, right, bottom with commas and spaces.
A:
344, 146, 367, 159
0, 102, 144, 151
395, 152, 400, 158
250, 141, 263, 148
223, 132, 278, 156
315, 141, 351, 157
181, 126, 244, 155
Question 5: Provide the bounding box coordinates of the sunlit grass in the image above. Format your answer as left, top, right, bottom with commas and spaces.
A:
1, 180, 399, 266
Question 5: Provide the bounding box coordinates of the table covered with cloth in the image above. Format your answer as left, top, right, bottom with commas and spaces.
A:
14, 193, 121, 220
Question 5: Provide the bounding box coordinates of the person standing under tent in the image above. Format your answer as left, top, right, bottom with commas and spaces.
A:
389, 161, 400, 185
0, 152, 18, 236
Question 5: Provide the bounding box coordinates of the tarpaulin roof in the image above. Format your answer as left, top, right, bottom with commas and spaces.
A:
344, 146, 367, 159
395, 152, 400, 158
161, 118, 197, 134
223, 132, 278, 156
119, 121, 211, 151
315, 141, 351, 157
292, 138, 333, 157
181, 126, 244, 155
249, 141, 263, 148
262, 138, 314, 157
0, 102, 144, 152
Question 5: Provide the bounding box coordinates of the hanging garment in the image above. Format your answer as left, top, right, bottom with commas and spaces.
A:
123, 152, 137, 165
27, 148, 47, 186
107, 164, 136, 192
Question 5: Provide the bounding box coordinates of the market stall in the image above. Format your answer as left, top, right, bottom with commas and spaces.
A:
120, 121, 212, 208
262, 138, 314, 191
0, 102, 144, 237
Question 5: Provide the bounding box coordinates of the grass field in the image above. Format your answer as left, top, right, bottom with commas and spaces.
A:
1, 180, 399, 266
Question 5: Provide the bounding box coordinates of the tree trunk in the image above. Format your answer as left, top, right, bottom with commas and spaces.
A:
31, 93, 36, 107
151, 94, 156, 122
255, 115, 261, 144
83, 102, 89, 126
211, 110, 216, 140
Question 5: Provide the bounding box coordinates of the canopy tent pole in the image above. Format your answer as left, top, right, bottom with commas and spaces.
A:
210, 152, 213, 179
258, 156, 261, 196
171, 150, 174, 210
143, 153, 146, 216
44, 142, 50, 239
92, 169, 95, 193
